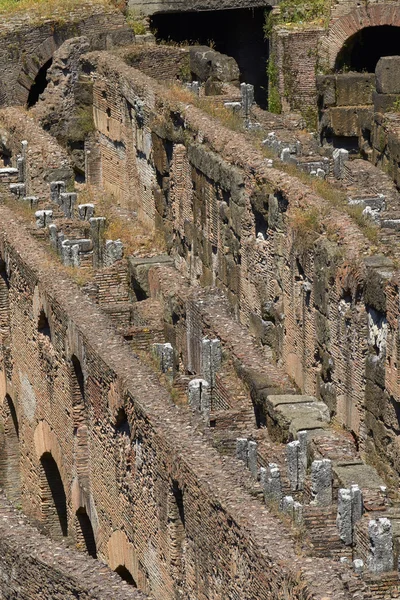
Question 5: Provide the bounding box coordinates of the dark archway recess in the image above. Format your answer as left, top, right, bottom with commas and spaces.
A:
27, 58, 52, 107
40, 452, 68, 538
0, 395, 21, 502
71, 355, 85, 408
76, 508, 97, 558
115, 565, 137, 587
150, 7, 269, 107
38, 309, 51, 339
335, 26, 400, 72
115, 407, 131, 437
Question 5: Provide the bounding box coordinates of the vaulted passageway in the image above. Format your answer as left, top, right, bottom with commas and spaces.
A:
27, 58, 52, 107
151, 7, 269, 107
76, 508, 97, 558
335, 25, 400, 72
0, 394, 21, 503
40, 452, 68, 538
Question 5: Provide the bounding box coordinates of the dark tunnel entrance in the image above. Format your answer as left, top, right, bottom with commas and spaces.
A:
151, 7, 269, 107
335, 25, 400, 72
27, 58, 52, 107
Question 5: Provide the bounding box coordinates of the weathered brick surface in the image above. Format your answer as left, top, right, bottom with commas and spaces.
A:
0, 203, 369, 599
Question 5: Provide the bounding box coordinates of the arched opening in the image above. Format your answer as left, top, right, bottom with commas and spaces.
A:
76, 508, 97, 558
0, 395, 21, 503
38, 309, 51, 339
115, 565, 137, 587
115, 407, 131, 437
71, 354, 85, 426
335, 26, 400, 72
168, 480, 186, 582
150, 7, 269, 107
40, 452, 68, 539
27, 58, 52, 107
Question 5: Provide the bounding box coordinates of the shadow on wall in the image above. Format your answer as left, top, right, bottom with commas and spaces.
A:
335, 25, 400, 72
151, 7, 269, 107
27, 58, 53, 108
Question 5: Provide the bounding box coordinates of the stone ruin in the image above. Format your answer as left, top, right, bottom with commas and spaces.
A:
2, 0, 400, 599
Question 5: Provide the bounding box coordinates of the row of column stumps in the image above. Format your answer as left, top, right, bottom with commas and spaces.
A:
6, 141, 124, 270
150, 338, 221, 425
235, 432, 395, 577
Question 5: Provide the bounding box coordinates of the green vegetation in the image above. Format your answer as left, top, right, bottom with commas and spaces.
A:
264, 0, 329, 32
267, 55, 282, 114
0, 0, 111, 17
126, 8, 147, 35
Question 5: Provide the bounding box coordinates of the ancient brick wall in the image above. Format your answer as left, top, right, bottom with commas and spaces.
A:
84, 51, 400, 485
0, 203, 367, 599
0, 4, 133, 107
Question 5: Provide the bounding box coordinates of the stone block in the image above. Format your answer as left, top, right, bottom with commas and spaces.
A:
376, 56, 400, 94
265, 463, 282, 505
104, 240, 124, 267
188, 378, 210, 423
152, 343, 174, 377
201, 337, 221, 387
60, 192, 77, 219
368, 518, 393, 573
35, 210, 52, 229
247, 441, 258, 478
311, 459, 332, 506
333, 148, 349, 179
236, 438, 248, 465
336, 73, 374, 106
78, 203, 95, 221
353, 559, 364, 574
373, 92, 400, 114
89, 217, 106, 268
50, 181, 66, 205
17, 156, 25, 183
316, 74, 336, 108
189, 46, 240, 84
9, 183, 25, 198
22, 196, 39, 210
337, 488, 352, 545
61, 240, 80, 267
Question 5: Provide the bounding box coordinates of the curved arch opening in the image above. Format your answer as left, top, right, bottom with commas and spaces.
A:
115, 407, 131, 437
40, 452, 68, 538
71, 355, 85, 425
0, 395, 21, 502
76, 508, 97, 558
335, 25, 400, 72
27, 58, 52, 108
115, 565, 137, 587
38, 309, 51, 339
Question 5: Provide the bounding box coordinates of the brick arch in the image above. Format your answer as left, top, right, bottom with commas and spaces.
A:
326, 3, 400, 69
15, 34, 63, 105
107, 530, 139, 586
34, 420, 68, 488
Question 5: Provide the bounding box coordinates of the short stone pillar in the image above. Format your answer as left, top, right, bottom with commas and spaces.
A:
259, 466, 267, 488
35, 210, 53, 229
336, 484, 363, 546
368, 518, 393, 574
90, 217, 106, 269
201, 337, 221, 387
78, 203, 95, 221
50, 181, 66, 205
9, 183, 25, 198
241, 82, 254, 118
264, 463, 282, 505
17, 156, 25, 183
22, 196, 39, 209
236, 438, 248, 464
104, 239, 124, 267
152, 343, 174, 378
60, 192, 77, 219
353, 559, 364, 575
311, 459, 332, 506
61, 240, 80, 267
247, 440, 258, 478
188, 379, 210, 423
286, 431, 307, 491
333, 148, 349, 179
48, 224, 58, 250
